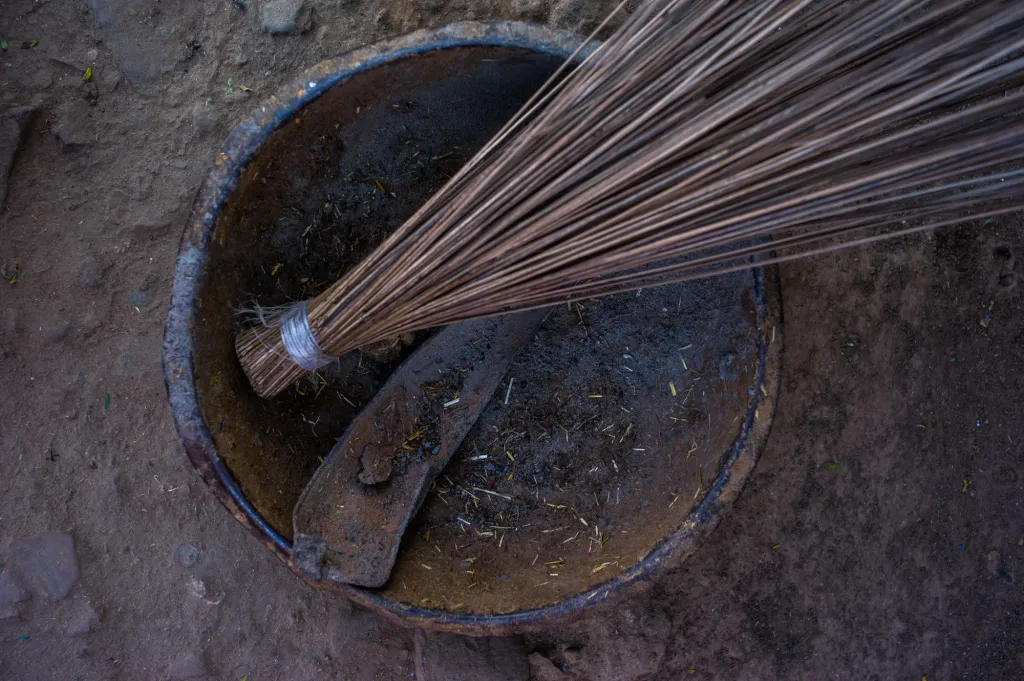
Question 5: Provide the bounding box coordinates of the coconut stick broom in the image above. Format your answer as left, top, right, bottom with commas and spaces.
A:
237, 0, 1024, 398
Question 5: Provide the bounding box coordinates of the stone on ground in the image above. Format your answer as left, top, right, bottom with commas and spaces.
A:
527, 652, 566, 681
11, 532, 81, 600
262, 0, 312, 34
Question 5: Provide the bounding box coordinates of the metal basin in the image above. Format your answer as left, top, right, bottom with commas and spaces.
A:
163, 21, 783, 634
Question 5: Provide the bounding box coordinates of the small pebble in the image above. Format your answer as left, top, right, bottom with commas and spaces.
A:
191, 102, 220, 137
44, 322, 71, 342
81, 312, 102, 337
528, 652, 567, 681
28, 68, 53, 90
223, 90, 251, 104
127, 289, 151, 308
11, 532, 80, 600
168, 651, 208, 681
262, 0, 310, 34
68, 604, 99, 635
53, 101, 93, 148
174, 543, 199, 568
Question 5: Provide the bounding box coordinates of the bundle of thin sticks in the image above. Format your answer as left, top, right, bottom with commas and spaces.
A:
237, 0, 1024, 398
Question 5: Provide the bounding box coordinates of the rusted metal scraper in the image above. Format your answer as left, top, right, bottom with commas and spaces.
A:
291, 310, 547, 588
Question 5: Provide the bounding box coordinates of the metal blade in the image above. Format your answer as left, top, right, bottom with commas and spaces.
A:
291, 310, 547, 587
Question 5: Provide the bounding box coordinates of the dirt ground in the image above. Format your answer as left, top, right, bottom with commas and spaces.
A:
1, 1, 1023, 680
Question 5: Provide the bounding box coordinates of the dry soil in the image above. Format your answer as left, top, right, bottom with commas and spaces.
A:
1, 1, 1023, 680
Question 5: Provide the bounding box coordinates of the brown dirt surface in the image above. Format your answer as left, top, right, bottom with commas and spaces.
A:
1, 1, 1023, 680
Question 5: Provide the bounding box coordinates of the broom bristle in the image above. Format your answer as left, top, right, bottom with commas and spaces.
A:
236, 323, 309, 399
238, 0, 1024, 397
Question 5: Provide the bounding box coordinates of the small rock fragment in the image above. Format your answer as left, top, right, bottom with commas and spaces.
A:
131, 215, 173, 239
53, 100, 95, 149
81, 312, 103, 338
168, 651, 208, 680
174, 543, 199, 568
33, 67, 55, 90
44, 322, 71, 343
528, 653, 566, 681
190, 102, 219, 137
222, 90, 252, 105
262, 0, 312, 34
127, 289, 151, 308
87, 0, 198, 95
97, 67, 120, 94
11, 532, 81, 600
68, 603, 100, 634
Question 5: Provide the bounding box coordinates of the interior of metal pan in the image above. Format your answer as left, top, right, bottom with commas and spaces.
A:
163, 21, 783, 634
